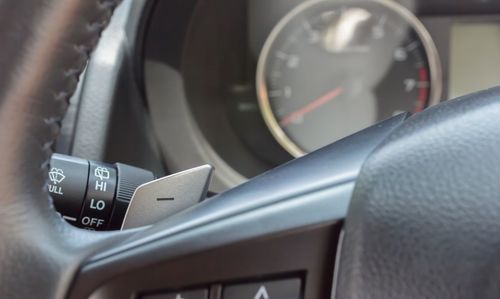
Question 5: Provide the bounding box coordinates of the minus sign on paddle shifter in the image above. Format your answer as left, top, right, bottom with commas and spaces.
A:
157, 197, 175, 201
121, 164, 214, 229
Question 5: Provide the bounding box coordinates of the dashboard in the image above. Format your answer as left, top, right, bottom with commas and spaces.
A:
61, 0, 500, 193
142, 0, 500, 191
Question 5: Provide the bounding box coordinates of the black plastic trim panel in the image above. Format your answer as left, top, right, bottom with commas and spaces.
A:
91, 224, 340, 298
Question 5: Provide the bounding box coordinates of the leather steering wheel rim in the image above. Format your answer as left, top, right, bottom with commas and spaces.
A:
0, 1, 128, 298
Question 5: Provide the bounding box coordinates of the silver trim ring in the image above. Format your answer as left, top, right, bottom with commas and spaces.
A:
256, 0, 443, 158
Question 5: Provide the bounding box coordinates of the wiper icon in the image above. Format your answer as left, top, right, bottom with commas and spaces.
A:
94, 167, 110, 181
49, 168, 66, 184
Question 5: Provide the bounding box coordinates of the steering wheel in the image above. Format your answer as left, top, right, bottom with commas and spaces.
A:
2, 1, 500, 298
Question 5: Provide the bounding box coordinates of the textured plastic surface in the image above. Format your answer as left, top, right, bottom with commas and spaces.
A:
336, 87, 500, 299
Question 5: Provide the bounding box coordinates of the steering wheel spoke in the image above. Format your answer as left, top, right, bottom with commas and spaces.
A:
63, 114, 406, 298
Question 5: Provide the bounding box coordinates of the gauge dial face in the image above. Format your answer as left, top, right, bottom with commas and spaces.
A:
257, 0, 441, 157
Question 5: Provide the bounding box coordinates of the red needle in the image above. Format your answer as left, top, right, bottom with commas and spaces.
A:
279, 86, 344, 127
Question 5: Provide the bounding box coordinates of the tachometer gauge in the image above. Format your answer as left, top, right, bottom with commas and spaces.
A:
257, 0, 441, 157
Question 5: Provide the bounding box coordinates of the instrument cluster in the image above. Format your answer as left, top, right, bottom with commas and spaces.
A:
144, 0, 500, 189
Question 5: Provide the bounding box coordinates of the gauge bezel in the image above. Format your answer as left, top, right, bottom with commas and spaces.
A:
256, 0, 443, 158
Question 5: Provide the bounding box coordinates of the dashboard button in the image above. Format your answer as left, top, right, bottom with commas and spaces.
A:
222, 278, 301, 299
143, 289, 208, 299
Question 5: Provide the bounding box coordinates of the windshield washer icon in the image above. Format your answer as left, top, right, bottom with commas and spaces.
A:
94, 167, 110, 181
49, 168, 66, 184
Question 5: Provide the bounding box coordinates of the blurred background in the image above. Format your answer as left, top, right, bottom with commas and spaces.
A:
57, 0, 500, 192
